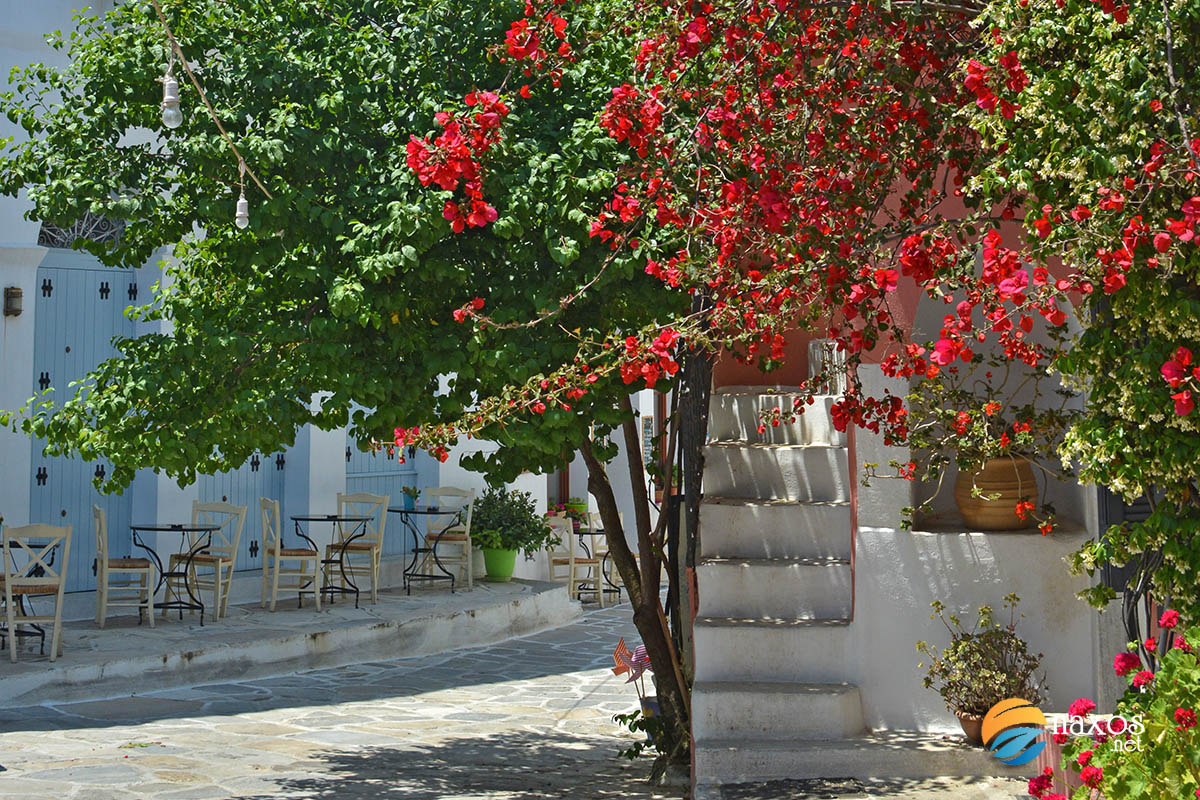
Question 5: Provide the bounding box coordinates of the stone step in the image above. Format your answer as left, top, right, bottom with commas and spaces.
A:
708, 392, 845, 446
693, 616, 854, 684
693, 733, 1028, 784
702, 443, 850, 503
696, 557, 851, 619
699, 498, 851, 560
692, 681, 865, 741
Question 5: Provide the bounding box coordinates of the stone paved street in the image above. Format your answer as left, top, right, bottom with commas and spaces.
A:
0, 604, 1029, 799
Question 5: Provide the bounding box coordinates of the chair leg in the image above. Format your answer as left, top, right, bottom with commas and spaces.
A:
6, 597, 16, 663
145, 569, 155, 628
52, 594, 64, 661
261, 562, 269, 609
465, 545, 473, 592
371, 551, 380, 603
220, 564, 232, 617
212, 568, 223, 621
311, 559, 321, 611
96, 570, 107, 628
270, 555, 281, 612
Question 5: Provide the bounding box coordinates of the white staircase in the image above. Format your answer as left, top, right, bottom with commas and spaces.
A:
694, 386, 861, 782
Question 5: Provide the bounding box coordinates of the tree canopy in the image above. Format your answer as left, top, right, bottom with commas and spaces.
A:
0, 0, 681, 489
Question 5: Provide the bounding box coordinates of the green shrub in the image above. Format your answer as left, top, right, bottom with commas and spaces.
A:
471, 486, 560, 556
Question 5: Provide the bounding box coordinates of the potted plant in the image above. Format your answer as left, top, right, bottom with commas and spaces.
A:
547, 501, 587, 532
883, 350, 1074, 532
472, 486, 561, 582
917, 593, 1046, 745
400, 485, 421, 511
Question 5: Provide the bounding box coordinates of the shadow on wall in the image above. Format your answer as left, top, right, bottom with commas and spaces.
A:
855, 524, 1096, 729
236, 731, 678, 800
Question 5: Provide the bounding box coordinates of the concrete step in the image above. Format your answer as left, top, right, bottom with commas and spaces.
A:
699, 498, 851, 560
693, 616, 854, 683
696, 557, 851, 619
708, 392, 845, 446
703, 443, 850, 503
692, 681, 865, 741
693, 732, 1028, 783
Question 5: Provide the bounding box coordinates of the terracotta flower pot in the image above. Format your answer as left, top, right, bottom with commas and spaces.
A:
954, 457, 1038, 531
956, 710, 985, 745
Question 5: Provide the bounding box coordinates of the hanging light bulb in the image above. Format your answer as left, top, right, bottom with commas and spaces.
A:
235, 191, 250, 229
161, 71, 183, 129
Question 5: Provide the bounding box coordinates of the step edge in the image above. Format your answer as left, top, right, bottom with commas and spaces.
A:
694, 615, 852, 628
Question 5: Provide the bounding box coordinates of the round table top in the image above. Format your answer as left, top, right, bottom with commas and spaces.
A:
290, 514, 371, 522
386, 506, 452, 515
131, 523, 219, 532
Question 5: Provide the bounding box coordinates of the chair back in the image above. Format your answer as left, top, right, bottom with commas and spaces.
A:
94, 505, 107, 562
546, 515, 574, 560
259, 497, 281, 557
191, 501, 247, 561
2, 524, 72, 599
336, 492, 388, 545
425, 487, 475, 539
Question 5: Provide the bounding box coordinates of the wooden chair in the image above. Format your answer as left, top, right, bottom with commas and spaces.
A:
326, 492, 388, 603
421, 487, 475, 592
588, 511, 629, 602
94, 505, 154, 628
260, 498, 321, 612
549, 514, 605, 607
1, 524, 71, 662
165, 501, 246, 620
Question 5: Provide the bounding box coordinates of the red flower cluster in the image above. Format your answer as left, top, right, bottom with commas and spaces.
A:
963, 55, 1022, 119
1068, 697, 1096, 718
600, 84, 664, 159
504, 3, 571, 69
619, 328, 681, 388
406, 91, 509, 233
1161, 348, 1198, 415
1175, 706, 1197, 731
1113, 651, 1141, 676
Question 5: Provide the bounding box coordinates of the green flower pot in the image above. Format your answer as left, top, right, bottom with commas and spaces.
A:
482, 547, 518, 582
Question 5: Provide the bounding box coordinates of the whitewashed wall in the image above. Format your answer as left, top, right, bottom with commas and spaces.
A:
850, 365, 1115, 729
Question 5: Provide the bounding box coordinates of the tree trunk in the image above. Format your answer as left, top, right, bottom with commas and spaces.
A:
580, 433, 690, 773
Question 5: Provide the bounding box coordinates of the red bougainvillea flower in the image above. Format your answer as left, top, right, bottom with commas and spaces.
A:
1160, 608, 1181, 628
1113, 651, 1140, 676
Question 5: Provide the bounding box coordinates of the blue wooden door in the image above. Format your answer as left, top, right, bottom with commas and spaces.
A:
345, 434, 438, 557
28, 261, 137, 592
197, 451, 286, 572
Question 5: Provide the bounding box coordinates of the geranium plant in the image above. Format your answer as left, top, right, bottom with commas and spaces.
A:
917, 593, 1047, 717
1038, 610, 1200, 800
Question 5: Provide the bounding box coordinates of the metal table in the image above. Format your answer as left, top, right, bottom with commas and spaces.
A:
388, 506, 461, 595
131, 523, 218, 625
291, 515, 369, 608
575, 527, 623, 602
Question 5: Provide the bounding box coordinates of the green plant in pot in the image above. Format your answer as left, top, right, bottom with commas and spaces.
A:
472, 486, 561, 582
916, 593, 1046, 745
400, 485, 421, 511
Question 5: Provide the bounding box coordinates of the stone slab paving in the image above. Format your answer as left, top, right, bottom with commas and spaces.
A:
0, 605, 1031, 799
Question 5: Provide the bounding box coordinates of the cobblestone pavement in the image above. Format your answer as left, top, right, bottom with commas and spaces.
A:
0, 604, 1029, 799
